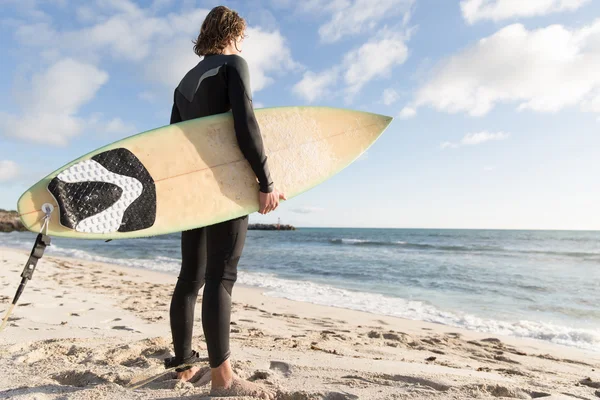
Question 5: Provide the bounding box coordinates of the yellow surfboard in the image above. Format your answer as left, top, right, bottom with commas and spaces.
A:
17, 106, 392, 239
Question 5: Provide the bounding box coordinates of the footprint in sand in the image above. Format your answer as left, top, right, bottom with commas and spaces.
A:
248, 328, 264, 337
51, 371, 108, 387
325, 392, 359, 400
121, 356, 151, 368
248, 370, 272, 381
495, 368, 528, 377
580, 377, 600, 389
367, 331, 382, 339
112, 326, 141, 333
377, 374, 451, 392
269, 361, 292, 377
475, 384, 529, 398
493, 355, 520, 365
481, 337, 502, 344
528, 391, 552, 398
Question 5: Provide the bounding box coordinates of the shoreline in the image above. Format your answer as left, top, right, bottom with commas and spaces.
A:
1, 245, 598, 357
2, 247, 600, 399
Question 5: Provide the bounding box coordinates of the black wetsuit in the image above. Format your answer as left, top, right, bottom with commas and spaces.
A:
168, 54, 272, 369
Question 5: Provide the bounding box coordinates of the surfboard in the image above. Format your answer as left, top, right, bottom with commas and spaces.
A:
17, 106, 392, 240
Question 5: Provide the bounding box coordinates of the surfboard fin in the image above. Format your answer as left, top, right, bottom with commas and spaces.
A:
127, 350, 208, 390
127, 360, 208, 390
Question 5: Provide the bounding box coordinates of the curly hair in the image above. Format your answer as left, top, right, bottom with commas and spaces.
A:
193, 6, 247, 57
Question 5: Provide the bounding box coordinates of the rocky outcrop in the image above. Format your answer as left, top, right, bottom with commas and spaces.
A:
0, 209, 26, 233
248, 223, 296, 231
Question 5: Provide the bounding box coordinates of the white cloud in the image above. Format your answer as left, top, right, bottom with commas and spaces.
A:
399, 106, 416, 119
461, 0, 591, 24
138, 91, 158, 103
242, 27, 301, 93
95, 0, 141, 16
0, 161, 20, 182
2, 0, 66, 21
142, 35, 202, 88
293, 68, 339, 103
382, 88, 399, 105
293, 27, 409, 102
13, 6, 299, 93
76, 6, 98, 23
253, 102, 265, 109
410, 21, 600, 117
314, 0, 415, 43
343, 29, 409, 97
0, 58, 109, 146
441, 131, 510, 149
271, 0, 293, 8
290, 207, 325, 214
88, 113, 137, 136
151, 0, 175, 11
5, 3, 300, 147
104, 118, 135, 135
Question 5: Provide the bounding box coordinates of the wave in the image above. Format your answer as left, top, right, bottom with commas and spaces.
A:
46, 244, 181, 274
2, 235, 598, 350
328, 238, 600, 259
329, 238, 495, 252
237, 271, 600, 351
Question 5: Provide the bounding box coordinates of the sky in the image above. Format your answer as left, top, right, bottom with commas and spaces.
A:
1, 0, 600, 230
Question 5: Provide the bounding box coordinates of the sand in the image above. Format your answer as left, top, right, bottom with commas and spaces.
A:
1, 246, 599, 399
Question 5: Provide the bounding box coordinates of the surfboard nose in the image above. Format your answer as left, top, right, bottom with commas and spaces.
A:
381, 115, 394, 128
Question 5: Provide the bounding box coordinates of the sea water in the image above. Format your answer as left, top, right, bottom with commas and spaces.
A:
2, 228, 599, 350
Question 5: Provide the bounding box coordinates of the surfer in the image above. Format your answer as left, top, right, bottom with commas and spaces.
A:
166, 5, 284, 399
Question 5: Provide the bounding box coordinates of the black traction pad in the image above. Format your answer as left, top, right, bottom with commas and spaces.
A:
48, 148, 156, 233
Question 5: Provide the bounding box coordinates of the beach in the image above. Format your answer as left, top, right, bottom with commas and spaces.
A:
1, 247, 599, 399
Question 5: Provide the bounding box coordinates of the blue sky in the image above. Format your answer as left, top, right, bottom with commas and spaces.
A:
1, 0, 600, 230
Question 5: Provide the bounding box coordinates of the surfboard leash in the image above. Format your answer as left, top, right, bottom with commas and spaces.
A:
127, 360, 208, 390
0, 204, 53, 333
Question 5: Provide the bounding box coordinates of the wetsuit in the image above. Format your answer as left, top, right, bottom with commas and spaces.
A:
168, 54, 272, 369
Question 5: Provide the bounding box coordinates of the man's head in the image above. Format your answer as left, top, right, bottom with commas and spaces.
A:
193, 6, 247, 56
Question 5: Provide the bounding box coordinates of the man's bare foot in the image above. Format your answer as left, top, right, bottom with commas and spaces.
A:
210, 375, 275, 399
175, 366, 201, 382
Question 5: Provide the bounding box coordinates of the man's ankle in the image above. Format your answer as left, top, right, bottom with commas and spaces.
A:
211, 360, 234, 388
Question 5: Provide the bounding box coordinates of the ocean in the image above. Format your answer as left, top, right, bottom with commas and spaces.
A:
1, 228, 599, 351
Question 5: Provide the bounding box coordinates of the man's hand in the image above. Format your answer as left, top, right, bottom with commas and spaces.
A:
259, 189, 286, 214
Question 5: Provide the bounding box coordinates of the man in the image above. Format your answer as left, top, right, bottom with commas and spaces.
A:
167, 5, 284, 399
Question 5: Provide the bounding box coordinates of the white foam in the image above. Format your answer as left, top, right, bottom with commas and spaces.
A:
2, 238, 597, 351
340, 239, 370, 244
237, 271, 600, 351
46, 244, 180, 274
331, 238, 408, 245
